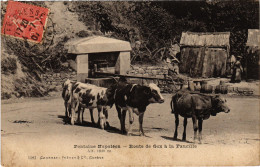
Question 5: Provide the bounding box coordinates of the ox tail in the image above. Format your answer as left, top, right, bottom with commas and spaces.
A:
170, 98, 174, 114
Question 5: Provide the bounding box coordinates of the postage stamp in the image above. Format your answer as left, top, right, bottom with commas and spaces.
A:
1, 1, 49, 43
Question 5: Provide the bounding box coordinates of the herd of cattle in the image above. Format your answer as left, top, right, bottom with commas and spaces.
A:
62, 77, 230, 143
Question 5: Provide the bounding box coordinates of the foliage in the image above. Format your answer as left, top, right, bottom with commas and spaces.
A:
70, 1, 258, 64
1, 57, 17, 75
156, 1, 258, 56
2, 1, 259, 67
246, 50, 259, 79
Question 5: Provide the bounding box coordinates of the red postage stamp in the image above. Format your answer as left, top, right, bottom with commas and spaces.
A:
1, 1, 49, 43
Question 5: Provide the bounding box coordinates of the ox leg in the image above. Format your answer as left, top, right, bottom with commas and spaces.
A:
116, 106, 121, 121
192, 115, 198, 143
139, 112, 145, 136
68, 104, 72, 118
103, 107, 109, 128
173, 114, 179, 140
97, 111, 100, 127
77, 106, 83, 125
182, 118, 188, 141
64, 101, 68, 117
71, 110, 75, 125
70, 101, 77, 125
89, 109, 95, 124
81, 108, 84, 124
98, 107, 105, 130
121, 110, 127, 134
116, 106, 126, 134
127, 108, 134, 136
198, 118, 203, 144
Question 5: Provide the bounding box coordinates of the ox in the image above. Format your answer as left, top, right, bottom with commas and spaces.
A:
115, 83, 165, 136
171, 91, 230, 143
70, 82, 115, 129
62, 79, 75, 118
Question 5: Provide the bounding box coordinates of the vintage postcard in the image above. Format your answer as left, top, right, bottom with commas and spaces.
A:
1, 1, 259, 166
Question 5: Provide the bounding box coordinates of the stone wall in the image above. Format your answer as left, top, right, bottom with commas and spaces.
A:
41, 71, 77, 88
40, 65, 170, 90
126, 65, 169, 79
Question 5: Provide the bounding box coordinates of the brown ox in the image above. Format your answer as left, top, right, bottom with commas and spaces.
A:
171, 92, 230, 143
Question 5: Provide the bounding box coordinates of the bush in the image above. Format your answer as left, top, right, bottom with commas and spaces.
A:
1, 92, 12, 99
76, 30, 92, 37
1, 57, 17, 75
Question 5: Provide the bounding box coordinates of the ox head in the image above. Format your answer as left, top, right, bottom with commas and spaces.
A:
105, 87, 116, 108
146, 83, 165, 104
211, 95, 230, 116
62, 79, 73, 98
62, 79, 71, 88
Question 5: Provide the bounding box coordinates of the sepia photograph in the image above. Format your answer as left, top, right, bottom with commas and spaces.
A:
1, 0, 259, 166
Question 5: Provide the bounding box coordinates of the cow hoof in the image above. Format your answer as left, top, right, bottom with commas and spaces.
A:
106, 122, 110, 128
99, 122, 105, 129
100, 125, 105, 130
121, 130, 127, 135
139, 133, 144, 137
127, 132, 132, 136
93, 122, 98, 127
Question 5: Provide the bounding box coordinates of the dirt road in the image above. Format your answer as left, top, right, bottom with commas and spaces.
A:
1, 94, 259, 166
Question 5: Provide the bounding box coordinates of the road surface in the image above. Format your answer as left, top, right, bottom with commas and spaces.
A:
1, 94, 259, 166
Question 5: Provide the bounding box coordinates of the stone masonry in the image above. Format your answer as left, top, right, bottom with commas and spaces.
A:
126, 65, 169, 78
41, 71, 77, 87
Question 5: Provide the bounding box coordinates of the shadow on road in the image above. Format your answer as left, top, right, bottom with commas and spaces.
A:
58, 115, 70, 125
161, 136, 194, 143
105, 126, 152, 138
105, 125, 122, 134
57, 115, 99, 128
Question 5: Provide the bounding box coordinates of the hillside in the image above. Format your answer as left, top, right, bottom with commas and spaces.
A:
1, 1, 98, 99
